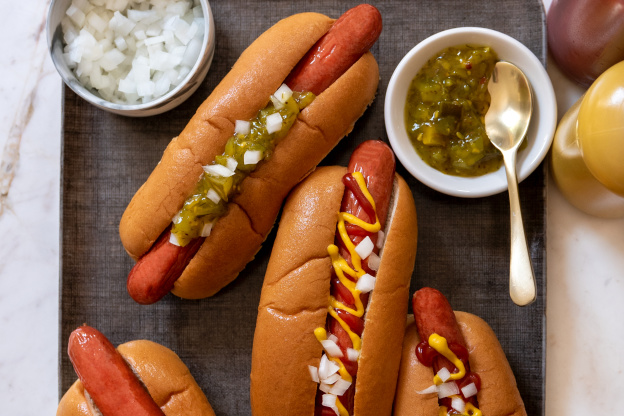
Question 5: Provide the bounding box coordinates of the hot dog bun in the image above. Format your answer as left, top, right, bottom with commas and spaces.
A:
393, 313, 527, 416
250, 165, 418, 416
119, 11, 380, 299
57, 340, 215, 416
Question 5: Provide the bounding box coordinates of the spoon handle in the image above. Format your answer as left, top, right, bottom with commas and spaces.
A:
503, 150, 537, 306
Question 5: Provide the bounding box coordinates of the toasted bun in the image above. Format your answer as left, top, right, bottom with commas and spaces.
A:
57, 340, 215, 416
119, 12, 380, 299
393, 313, 527, 416
250, 166, 418, 416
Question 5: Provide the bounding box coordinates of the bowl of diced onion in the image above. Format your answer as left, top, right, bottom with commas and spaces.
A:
47, 0, 215, 117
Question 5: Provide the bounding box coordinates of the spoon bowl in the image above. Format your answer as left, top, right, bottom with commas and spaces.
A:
485, 61, 536, 306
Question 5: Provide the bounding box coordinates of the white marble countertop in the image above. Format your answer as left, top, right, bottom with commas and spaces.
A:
1, 0, 623, 415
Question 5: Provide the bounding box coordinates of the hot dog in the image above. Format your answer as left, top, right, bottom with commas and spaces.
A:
250, 140, 418, 416
57, 325, 215, 416
393, 288, 527, 416
120, 5, 382, 304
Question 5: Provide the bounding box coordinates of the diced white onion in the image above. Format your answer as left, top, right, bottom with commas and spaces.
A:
451, 397, 466, 413
367, 251, 381, 271
321, 394, 336, 407
225, 157, 238, 172
169, 232, 181, 246
437, 382, 460, 399
203, 164, 235, 178
234, 120, 250, 135
321, 339, 343, 358
329, 378, 351, 396
244, 150, 263, 166
436, 367, 451, 382
321, 394, 340, 416
346, 348, 359, 362
318, 354, 340, 380
416, 384, 438, 395
355, 273, 376, 293
354, 236, 374, 259
319, 383, 332, 393
274, 83, 293, 103
308, 365, 319, 383
61, 0, 205, 105
461, 382, 478, 398
376, 230, 385, 248
270, 95, 284, 110
328, 333, 338, 343
322, 373, 341, 385
206, 188, 220, 204
200, 221, 214, 237
265, 113, 283, 134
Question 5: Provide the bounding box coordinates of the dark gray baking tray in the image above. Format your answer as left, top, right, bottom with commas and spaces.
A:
60, 1, 546, 414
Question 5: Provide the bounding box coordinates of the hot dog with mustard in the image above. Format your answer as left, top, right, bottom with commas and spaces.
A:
251, 140, 418, 416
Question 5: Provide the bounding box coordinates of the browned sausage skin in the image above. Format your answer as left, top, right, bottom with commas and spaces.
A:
67, 325, 165, 416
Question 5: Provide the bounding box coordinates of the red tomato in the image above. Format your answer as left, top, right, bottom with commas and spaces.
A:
547, 0, 624, 86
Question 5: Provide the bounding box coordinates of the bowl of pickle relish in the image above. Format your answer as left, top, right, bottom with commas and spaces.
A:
385, 27, 556, 198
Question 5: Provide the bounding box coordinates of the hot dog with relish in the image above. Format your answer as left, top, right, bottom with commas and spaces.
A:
120, 5, 382, 304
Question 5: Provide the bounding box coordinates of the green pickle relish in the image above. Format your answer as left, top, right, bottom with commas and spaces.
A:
171, 89, 315, 246
405, 45, 500, 176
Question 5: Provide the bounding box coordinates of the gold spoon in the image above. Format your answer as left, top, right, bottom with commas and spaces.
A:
485, 61, 536, 306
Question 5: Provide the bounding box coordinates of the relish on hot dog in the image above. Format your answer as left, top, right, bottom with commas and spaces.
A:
120, 5, 382, 304
393, 288, 527, 416
250, 141, 418, 416
57, 325, 215, 416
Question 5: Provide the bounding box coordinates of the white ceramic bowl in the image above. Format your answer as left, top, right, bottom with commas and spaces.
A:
47, 0, 215, 117
385, 27, 557, 197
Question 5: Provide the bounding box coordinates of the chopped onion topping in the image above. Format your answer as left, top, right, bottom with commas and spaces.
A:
321, 339, 343, 358
346, 348, 359, 362
416, 385, 438, 395
354, 236, 374, 259
438, 382, 460, 399
61, 0, 205, 104
234, 120, 250, 135
319, 382, 332, 393
318, 354, 340, 380
329, 378, 352, 396
451, 396, 466, 413
367, 251, 381, 271
308, 365, 319, 383
328, 333, 339, 343
270, 95, 285, 110
206, 188, 220, 204
265, 113, 283, 134
200, 221, 214, 237
461, 382, 478, 398
322, 373, 341, 385
243, 150, 263, 166
436, 367, 451, 382
203, 164, 235, 178
274, 83, 293, 103
225, 157, 238, 172
169, 232, 181, 246
321, 394, 340, 416
376, 230, 385, 248
355, 273, 376, 293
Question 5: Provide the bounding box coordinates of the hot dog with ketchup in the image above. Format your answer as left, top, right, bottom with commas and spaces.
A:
120, 5, 382, 304
57, 325, 215, 416
393, 288, 527, 416
251, 140, 418, 416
